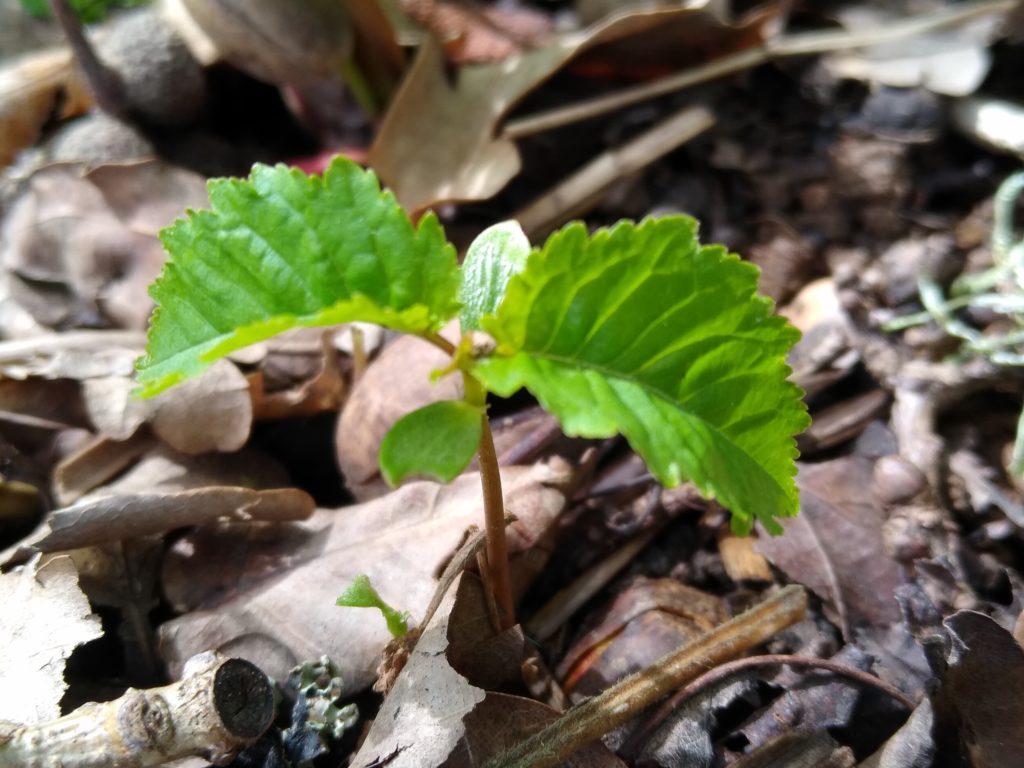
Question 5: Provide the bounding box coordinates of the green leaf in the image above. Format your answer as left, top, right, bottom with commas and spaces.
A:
473, 217, 809, 535
380, 400, 483, 485
337, 575, 410, 638
459, 220, 530, 331
136, 157, 460, 397
19, 0, 149, 22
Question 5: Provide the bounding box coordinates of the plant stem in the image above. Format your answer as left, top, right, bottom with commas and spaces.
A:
484, 585, 808, 768
477, 414, 516, 630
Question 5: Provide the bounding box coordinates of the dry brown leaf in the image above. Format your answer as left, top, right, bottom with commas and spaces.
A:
336, 327, 462, 499
353, 573, 623, 768
0, 331, 143, 381
400, 0, 553, 64
172, 0, 352, 84
370, 4, 762, 213
53, 431, 157, 506
0, 48, 90, 167
83, 359, 253, 454
351, 573, 486, 768
83, 442, 292, 498
13, 486, 314, 557
938, 611, 1024, 768
824, 6, 1003, 97
756, 458, 904, 637
159, 461, 570, 691
0, 161, 206, 332
0, 555, 102, 724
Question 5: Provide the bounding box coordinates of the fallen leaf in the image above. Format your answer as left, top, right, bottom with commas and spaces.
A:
862, 699, 936, 768
939, 610, 1024, 768
370, 5, 757, 213
353, 571, 624, 768
0, 554, 102, 724
0, 161, 207, 332
635, 676, 759, 768
53, 431, 157, 506
756, 457, 905, 637
823, 7, 1004, 97
159, 461, 570, 691
558, 578, 728, 698
83, 359, 253, 454
350, 573, 485, 768
740, 645, 900, 753
449, 693, 626, 767
0, 331, 143, 381
14, 486, 314, 556
0, 48, 89, 166
171, 0, 352, 85
336, 328, 462, 499
399, 0, 554, 64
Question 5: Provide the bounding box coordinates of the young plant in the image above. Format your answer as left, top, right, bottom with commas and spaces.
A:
137, 157, 808, 628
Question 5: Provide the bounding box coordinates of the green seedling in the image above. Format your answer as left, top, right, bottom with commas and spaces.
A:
886, 170, 1024, 473
336, 575, 410, 638
137, 157, 808, 627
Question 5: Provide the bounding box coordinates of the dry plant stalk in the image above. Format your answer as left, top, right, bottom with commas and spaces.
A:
485, 584, 808, 768
0, 653, 274, 768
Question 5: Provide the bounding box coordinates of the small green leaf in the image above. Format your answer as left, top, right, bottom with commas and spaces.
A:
19, 0, 149, 22
472, 217, 809, 535
459, 220, 530, 331
136, 157, 460, 397
380, 400, 483, 485
336, 575, 410, 638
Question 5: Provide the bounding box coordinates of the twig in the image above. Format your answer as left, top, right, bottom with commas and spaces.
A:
623, 654, 914, 759
514, 105, 715, 237
484, 585, 808, 768
48, 0, 130, 119
501, 0, 1016, 139
0, 653, 274, 768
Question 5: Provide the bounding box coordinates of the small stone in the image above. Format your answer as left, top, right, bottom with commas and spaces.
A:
874, 455, 927, 504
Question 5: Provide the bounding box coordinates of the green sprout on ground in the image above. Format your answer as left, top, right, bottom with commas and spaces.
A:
336, 575, 410, 638
136, 156, 808, 628
885, 170, 1024, 472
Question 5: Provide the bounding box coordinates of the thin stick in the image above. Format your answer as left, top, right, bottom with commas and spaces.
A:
501, 0, 1015, 140
477, 415, 516, 629
624, 654, 914, 759
48, 0, 129, 119
514, 105, 715, 237
484, 585, 808, 768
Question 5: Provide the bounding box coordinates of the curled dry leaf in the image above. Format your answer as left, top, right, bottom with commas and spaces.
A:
336, 328, 462, 500
558, 578, 728, 698
83, 359, 253, 454
371, 5, 764, 213
756, 457, 904, 638
353, 573, 624, 768
8, 486, 313, 562
0, 555, 102, 724
159, 462, 570, 692
400, 0, 554, 64
172, 0, 352, 85
5, 444, 301, 564
0, 48, 90, 166
823, 6, 1004, 97
938, 610, 1024, 768
0, 161, 207, 332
